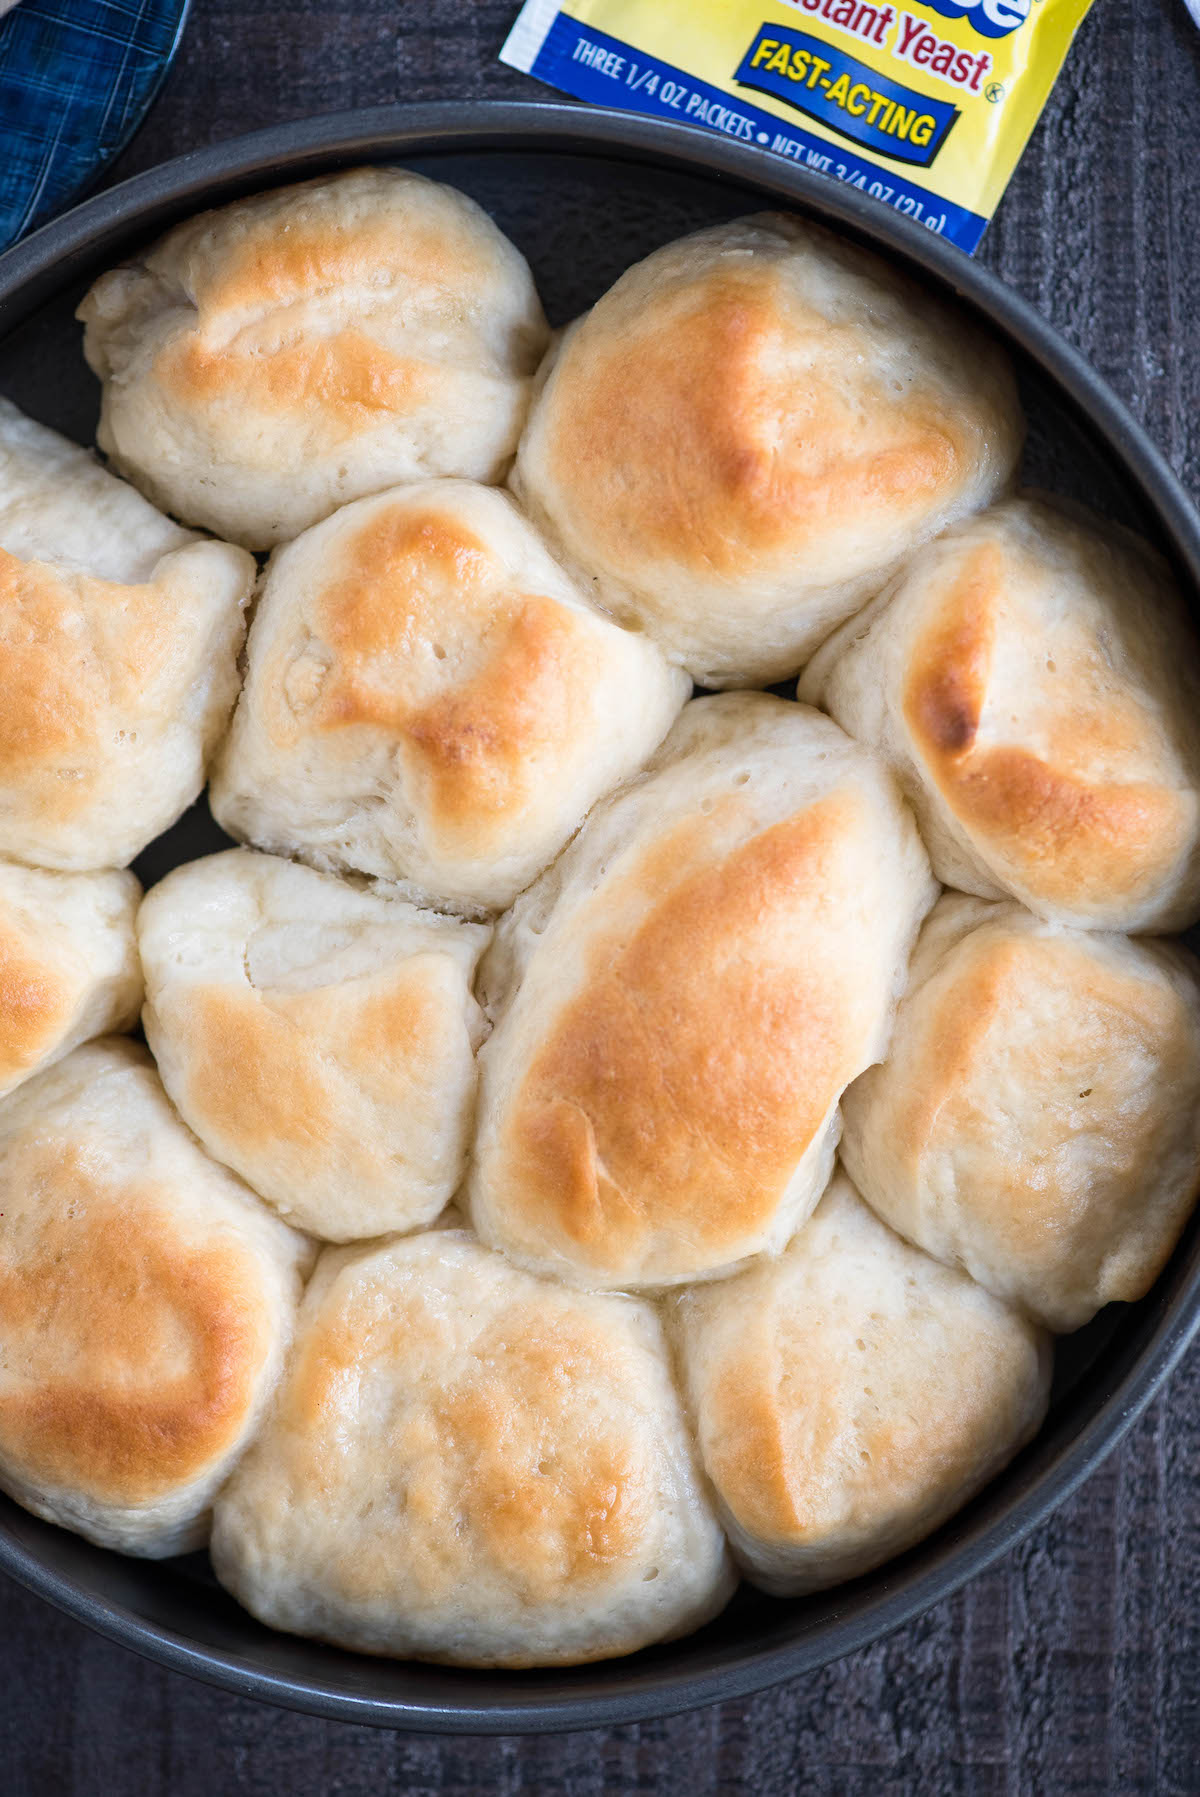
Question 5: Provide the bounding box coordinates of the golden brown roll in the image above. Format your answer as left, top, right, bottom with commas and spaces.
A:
671, 1172, 1051, 1595
800, 496, 1200, 931
512, 213, 1023, 687
209, 480, 688, 912
211, 1228, 735, 1667
0, 398, 254, 872
468, 693, 936, 1288
79, 168, 549, 549
0, 859, 141, 1100
840, 894, 1200, 1332
139, 848, 490, 1242
0, 1040, 311, 1557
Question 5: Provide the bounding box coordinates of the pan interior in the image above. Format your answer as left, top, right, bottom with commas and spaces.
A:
0, 130, 1196, 1732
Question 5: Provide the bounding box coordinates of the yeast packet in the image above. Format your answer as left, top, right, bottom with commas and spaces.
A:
501, 0, 1095, 253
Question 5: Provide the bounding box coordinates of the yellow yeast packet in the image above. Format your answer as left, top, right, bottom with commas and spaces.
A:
501, 0, 1095, 252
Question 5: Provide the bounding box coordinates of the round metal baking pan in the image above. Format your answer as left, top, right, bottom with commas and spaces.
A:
1, 101, 1199, 1736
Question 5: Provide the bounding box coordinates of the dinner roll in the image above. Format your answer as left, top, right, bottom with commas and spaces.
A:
672, 1172, 1051, 1595
840, 894, 1200, 1332
0, 399, 254, 872
468, 693, 936, 1288
209, 481, 688, 912
0, 860, 141, 1100
79, 167, 549, 549
211, 1228, 734, 1667
0, 1040, 310, 1557
512, 213, 1022, 687
800, 496, 1200, 931
139, 848, 489, 1241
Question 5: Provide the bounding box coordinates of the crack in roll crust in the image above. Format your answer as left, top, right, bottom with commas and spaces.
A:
469, 693, 936, 1288
78, 168, 550, 549
0, 1040, 311, 1557
840, 895, 1200, 1331
800, 496, 1200, 931
513, 213, 1022, 687
210, 480, 688, 912
671, 1173, 1052, 1595
211, 1230, 734, 1667
139, 849, 490, 1242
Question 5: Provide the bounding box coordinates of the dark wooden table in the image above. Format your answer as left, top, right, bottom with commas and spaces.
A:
3, 2, 1200, 1791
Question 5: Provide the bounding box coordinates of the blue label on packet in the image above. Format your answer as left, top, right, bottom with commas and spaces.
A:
734, 26, 960, 170
518, 11, 988, 251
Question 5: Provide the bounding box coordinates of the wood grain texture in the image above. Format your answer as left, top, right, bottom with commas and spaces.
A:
3, 1, 1200, 1791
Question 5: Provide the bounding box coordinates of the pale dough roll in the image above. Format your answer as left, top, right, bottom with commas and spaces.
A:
512, 212, 1023, 687
0, 392, 189, 580
79, 167, 550, 549
211, 1228, 735, 1667
800, 495, 1200, 931
139, 848, 490, 1242
209, 480, 688, 913
0, 398, 254, 872
840, 894, 1200, 1332
0, 859, 141, 1100
0, 1040, 311, 1557
671, 1172, 1051, 1596
468, 693, 937, 1289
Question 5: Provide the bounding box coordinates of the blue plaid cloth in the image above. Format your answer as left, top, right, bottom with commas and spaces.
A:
0, 0, 189, 248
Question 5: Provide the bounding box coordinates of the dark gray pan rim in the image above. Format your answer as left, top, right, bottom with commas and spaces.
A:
1, 100, 1199, 1736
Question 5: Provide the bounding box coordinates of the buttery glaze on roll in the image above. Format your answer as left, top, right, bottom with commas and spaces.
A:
0, 860, 141, 1100
139, 849, 490, 1242
468, 693, 937, 1288
800, 496, 1200, 931
840, 895, 1200, 1332
671, 1172, 1051, 1595
512, 213, 1023, 687
0, 399, 254, 872
0, 1040, 311, 1557
210, 480, 688, 913
78, 168, 550, 549
211, 1229, 734, 1667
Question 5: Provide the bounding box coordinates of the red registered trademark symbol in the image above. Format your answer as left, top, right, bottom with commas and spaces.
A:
985, 82, 1004, 103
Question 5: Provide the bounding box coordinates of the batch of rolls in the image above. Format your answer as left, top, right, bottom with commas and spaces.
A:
2, 165, 1200, 1670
